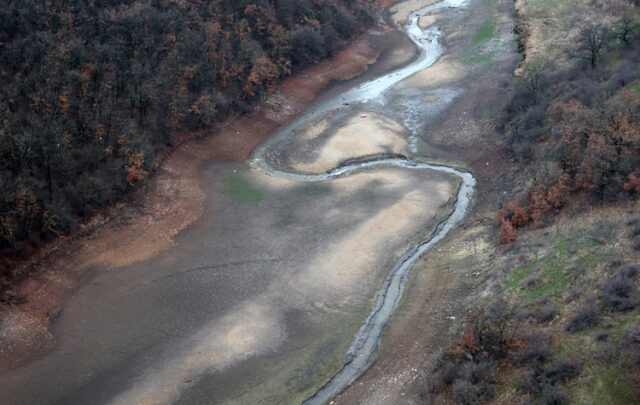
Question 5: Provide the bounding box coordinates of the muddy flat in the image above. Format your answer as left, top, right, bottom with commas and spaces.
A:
0, 159, 456, 404
0, 0, 483, 403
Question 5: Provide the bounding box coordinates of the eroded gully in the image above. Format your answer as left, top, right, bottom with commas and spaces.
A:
249, 0, 476, 403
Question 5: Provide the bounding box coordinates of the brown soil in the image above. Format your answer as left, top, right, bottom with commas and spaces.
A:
0, 22, 397, 372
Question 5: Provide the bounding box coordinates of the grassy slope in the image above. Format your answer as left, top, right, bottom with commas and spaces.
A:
489, 0, 640, 403
418, 0, 640, 403
492, 206, 640, 404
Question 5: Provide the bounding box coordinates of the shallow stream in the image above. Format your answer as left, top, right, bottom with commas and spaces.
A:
250, 0, 476, 403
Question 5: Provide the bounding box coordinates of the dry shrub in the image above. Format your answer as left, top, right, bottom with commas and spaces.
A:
514, 331, 550, 366
536, 304, 558, 324
601, 267, 639, 312
565, 300, 599, 332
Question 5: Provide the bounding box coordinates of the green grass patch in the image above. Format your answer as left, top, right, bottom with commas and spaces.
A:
505, 233, 604, 300
631, 82, 640, 100
224, 174, 264, 203
526, 275, 565, 300
472, 17, 497, 45
505, 260, 538, 295
608, 313, 640, 344
463, 52, 493, 65
588, 365, 636, 404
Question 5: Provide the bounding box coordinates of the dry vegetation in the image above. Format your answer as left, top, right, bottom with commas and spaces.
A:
420, 0, 640, 403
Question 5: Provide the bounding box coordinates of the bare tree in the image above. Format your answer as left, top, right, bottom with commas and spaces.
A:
573, 24, 607, 67
519, 60, 546, 101
614, 16, 637, 47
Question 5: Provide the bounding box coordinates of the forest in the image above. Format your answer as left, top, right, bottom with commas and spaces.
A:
497, 17, 640, 243
0, 0, 376, 279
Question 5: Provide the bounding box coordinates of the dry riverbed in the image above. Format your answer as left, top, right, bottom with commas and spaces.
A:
0, 2, 468, 404
0, 0, 523, 403
334, 0, 521, 402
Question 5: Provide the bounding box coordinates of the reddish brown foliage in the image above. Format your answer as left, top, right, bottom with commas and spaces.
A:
496, 178, 569, 243
625, 170, 640, 192
448, 309, 521, 361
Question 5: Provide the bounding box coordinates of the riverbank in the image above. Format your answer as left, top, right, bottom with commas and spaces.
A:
0, 1, 469, 403
333, 0, 522, 402
0, 12, 412, 373
0, 0, 528, 403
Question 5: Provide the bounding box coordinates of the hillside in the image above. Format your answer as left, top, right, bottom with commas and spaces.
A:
0, 0, 376, 288
417, 0, 640, 403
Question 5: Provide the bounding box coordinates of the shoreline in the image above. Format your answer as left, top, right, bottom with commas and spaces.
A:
0, 8, 414, 373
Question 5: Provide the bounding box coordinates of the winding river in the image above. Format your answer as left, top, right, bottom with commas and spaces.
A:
250, 0, 475, 403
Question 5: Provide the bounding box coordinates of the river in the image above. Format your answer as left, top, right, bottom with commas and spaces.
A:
251, 0, 475, 403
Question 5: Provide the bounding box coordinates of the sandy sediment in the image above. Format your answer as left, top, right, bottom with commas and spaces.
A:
388, 0, 438, 26
292, 112, 408, 174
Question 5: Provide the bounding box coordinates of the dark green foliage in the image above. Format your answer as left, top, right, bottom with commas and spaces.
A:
0, 0, 377, 287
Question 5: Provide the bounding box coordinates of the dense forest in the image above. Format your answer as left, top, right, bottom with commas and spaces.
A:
0, 0, 376, 273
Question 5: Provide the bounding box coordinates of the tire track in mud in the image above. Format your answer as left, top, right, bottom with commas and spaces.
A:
249, 1, 475, 403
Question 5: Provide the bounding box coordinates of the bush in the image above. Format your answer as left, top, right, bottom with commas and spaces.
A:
544, 358, 581, 384
616, 264, 638, 279
522, 275, 542, 290
428, 357, 459, 394
536, 304, 558, 324
517, 306, 534, 320
540, 384, 568, 405
452, 369, 496, 405
442, 359, 497, 404
565, 286, 582, 303
601, 269, 639, 312
516, 368, 546, 395
565, 300, 599, 332
457, 361, 496, 386
622, 325, 640, 366
515, 331, 550, 366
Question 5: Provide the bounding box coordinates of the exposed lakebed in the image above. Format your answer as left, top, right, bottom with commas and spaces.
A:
0, 1, 475, 404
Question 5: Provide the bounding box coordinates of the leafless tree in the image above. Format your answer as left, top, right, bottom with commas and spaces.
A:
614, 16, 637, 47
573, 24, 607, 67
